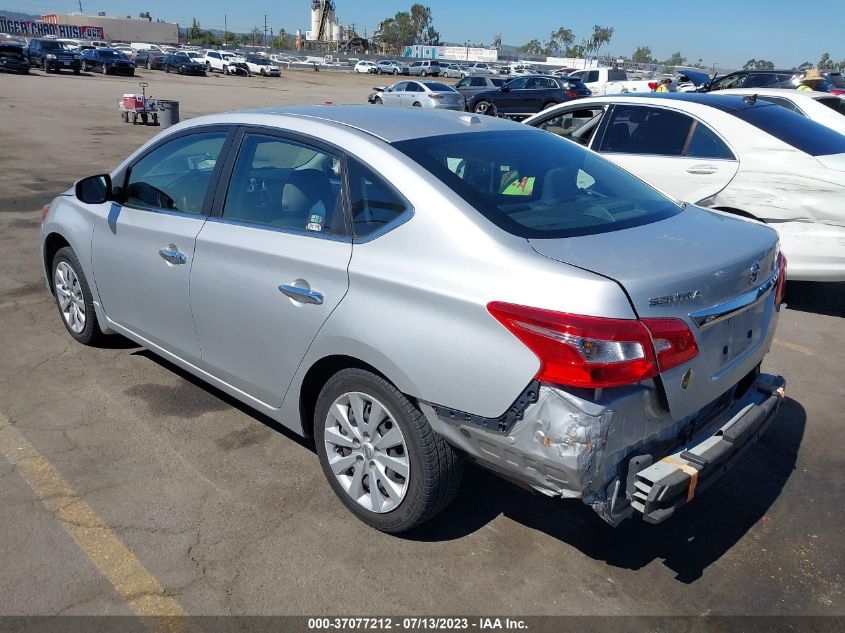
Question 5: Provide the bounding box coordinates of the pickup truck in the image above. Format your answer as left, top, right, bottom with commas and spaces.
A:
567, 67, 654, 95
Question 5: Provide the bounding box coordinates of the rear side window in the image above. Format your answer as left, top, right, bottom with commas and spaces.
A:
346, 159, 410, 238
685, 122, 735, 160
599, 105, 692, 156
125, 132, 227, 214
817, 97, 845, 116
733, 104, 845, 156
757, 96, 804, 115
392, 130, 680, 239
222, 133, 346, 236
607, 69, 627, 81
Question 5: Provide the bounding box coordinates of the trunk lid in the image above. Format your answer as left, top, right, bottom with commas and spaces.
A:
529, 206, 781, 420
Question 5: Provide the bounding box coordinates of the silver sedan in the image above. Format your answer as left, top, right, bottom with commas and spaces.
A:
373, 80, 464, 110
41, 106, 786, 532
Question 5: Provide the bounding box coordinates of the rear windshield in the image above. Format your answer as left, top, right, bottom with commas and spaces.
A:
732, 104, 845, 156
392, 130, 681, 239
423, 82, 455, 92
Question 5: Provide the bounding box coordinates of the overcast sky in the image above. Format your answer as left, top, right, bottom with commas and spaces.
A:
8, 0, 845, 68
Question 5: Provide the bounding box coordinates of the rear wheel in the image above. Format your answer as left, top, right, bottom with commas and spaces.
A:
412, 102, 422, 107
473, 100, 495, 116
146, 60, 151, 70
52, 247, 105, 346
315, 368, 462, 533
543, 101, 559, 110
102, 65, 108, 75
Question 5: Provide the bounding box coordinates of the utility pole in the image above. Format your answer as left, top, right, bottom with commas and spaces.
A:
78, 0, 83, 13
224, 14, 227, 46
263, 14, 268, 50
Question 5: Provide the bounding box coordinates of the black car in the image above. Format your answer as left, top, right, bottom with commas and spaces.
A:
81, 48, 135, 76
467, 75, 591, 118
700, 69, 797, 92
135, 49, 166, 70
163, 52, 207, 76
27, 38, 81, 74
0, 42, 29, 74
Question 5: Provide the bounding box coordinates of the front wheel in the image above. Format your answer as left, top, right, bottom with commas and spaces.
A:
315, 368, 462, 533
373, 96, 383, 105
393, 68, 399, 75
52, 247, 105, 346
260, 68, 266, 76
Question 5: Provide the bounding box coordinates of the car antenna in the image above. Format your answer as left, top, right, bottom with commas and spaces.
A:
742, 94, 757, 105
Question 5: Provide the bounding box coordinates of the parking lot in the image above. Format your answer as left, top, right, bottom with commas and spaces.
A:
0, 68, 844, 617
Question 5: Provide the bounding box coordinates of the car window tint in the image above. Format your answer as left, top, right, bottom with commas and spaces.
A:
125, 132, 227, 214
222, 134, 345, 235
491, 78, 505, 87
470, 77, 486, 87
816, 97, 845, 116
392, 130, 680, 239
506, 77, 528, 89
685, 122, 735, 160
607, 69, 627, 81
599, 105, 692, 156
744, 74, 778, 88
586, 71, 599, 83
456, 78, 470, 88
714, 73, 744, 89
347, 159, 409, 238
757, 96, 803, 115
733, 104, 845, 156
423, 82, 453, 92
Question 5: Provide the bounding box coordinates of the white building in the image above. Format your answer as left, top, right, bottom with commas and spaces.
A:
42, 13, 179, 44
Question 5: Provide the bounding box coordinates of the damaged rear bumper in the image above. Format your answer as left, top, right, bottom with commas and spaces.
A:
630, 373, 785, 523
421, 372, 786, 526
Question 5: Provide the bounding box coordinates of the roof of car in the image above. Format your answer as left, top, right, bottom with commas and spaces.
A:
718, 88, 830, 99
610, 92, 780, 112
239, 104, 527, 142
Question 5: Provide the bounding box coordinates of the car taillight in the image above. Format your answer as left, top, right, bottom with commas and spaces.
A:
775, 252, 787, 305
428, 93, 444, 99
487, 302, 699, 389
42, 204, 50, 221
566, 90, 577, 98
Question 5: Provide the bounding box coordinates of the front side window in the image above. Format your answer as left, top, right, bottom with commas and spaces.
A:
586, 70, 599, 83
505, 77, 528, 90
347, 159, 410, 238
125, 132, 227, 214
392, 130, 680, 239
456, 78, 471, 88
536, 107, 606, 143
222, 134, 346, 236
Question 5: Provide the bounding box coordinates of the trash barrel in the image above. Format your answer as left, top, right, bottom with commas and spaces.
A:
158, 100, 180, 127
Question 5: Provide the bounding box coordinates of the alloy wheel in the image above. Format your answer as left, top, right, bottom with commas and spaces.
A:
54, 261, 86, 333
323, 392, 410, 514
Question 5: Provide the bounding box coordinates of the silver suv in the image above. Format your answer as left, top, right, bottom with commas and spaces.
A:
408, 60, 441, 77
40, 106, 786, 532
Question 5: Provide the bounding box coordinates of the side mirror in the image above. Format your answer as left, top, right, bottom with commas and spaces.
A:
75, 174, 112, 204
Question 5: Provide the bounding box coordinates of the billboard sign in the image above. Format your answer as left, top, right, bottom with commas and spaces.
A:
0, 19, 105, 40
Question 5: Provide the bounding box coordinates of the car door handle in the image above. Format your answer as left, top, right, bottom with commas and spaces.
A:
158, 246, 187, 265
686, 164, 718, 175
279, 284, 324, 305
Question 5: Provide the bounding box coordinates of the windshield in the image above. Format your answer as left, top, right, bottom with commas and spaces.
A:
98, 49, 122, 58
423, 82, 455, 92
392, 130, 681, 239
732, 104, 845, 156
39, 40, 67, 51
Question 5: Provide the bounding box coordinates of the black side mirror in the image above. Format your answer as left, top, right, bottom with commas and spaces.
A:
75, 174, 112, 204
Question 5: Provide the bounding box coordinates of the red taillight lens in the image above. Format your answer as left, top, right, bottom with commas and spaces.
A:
42, 204, 50, 220
642, 318, 699, 372
428, 93, 444, 99
775, 252, 787, 305
487, 302, 698, 389
566, 90, 577, 98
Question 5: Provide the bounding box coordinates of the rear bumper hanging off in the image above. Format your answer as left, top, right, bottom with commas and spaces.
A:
631, 373, 786, 524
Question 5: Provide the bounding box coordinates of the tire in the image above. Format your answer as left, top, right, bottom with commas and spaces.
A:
393, 68, 399, 75
412, 102, 422, 107
543, 101, 559, 110
473, 100, 494, 115
177, 66, 184, 75
165, 65, 170, 73
128, 70, 134, 77
374, 96, 382, 105
315, 368, 462, 533
140, 112, 148, 124
222, 64, 228, 75
376, 68, 381, 75
82, 62, 89, 72
205, 61, 211, 72
421, 70, 427, 77
131, 112, 138, 124
51, 247, 105, 346
146, 60, 151, 70
260, 68, 266, 76
121, 111, 128, 123
73, 68, 80, 75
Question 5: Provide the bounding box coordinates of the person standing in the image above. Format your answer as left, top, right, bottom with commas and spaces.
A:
797, 68, 827, 91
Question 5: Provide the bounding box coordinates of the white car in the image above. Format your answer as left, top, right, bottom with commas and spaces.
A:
203, 50, 246, 74
245, 56, 281, 76
524, 93, 845, 281
354, 60, 376, 74
717, 88, 845, 135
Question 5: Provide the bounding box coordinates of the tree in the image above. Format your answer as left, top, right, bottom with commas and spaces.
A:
588, 24, 614, 59
189, 18, 202, 42
819, 53, 834, 69
517, 39, 544, 55
663, 51, 687, 67
744, 59, 774, 70
491, 33, 502, 50
797, 61, 813, 70
546, 27, 574, 55
375, 4, 439, 52
631, 46, 654, 64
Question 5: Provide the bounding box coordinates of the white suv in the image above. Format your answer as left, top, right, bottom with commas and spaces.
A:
203, 50, 226, 73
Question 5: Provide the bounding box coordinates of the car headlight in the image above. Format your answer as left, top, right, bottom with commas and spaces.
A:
129, 62, 135, 67
46, 53, 57, 59
73, 54, 81, 60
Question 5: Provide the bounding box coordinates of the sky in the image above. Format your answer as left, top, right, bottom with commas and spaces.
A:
7, 0, 845, 69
